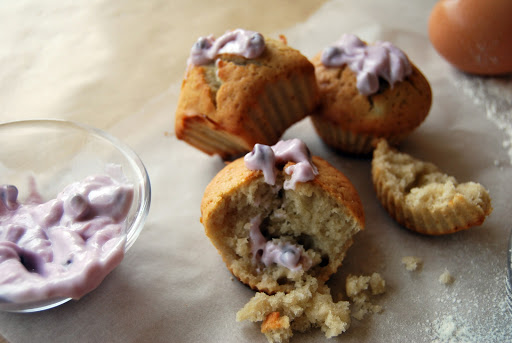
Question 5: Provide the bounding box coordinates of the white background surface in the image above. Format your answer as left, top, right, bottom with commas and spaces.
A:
1, 0, 511, 342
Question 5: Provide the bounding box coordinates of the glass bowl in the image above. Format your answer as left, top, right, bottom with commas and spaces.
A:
0, 119, 151, 312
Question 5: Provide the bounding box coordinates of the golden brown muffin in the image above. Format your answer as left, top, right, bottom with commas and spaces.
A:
371, 140, 492, 235
175, 30, 318, 160
200, 148, 364, 294
311, 35, 432, 155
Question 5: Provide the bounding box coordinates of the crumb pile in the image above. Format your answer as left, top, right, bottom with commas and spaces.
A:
236, 273, 387, 343
236, 276, 350, 343
345, 273, 386, 320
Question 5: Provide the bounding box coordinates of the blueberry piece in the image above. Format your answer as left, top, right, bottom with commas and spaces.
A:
324, 46, 341, 60
194, 37, 211, 50
68, 194, 89, 220
0, 185, 18, 207
250, 33, 263, 45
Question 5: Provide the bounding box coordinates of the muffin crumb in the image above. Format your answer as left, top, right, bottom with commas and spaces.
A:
439, 269, 455, 285
345, 273, 386, 320
401, 256, 423, 271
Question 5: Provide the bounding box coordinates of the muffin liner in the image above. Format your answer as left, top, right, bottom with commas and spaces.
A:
311, 116, 406, 155
176, 114, 250, 159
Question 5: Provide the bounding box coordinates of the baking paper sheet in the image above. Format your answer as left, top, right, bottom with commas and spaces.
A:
1, 0, 511, 342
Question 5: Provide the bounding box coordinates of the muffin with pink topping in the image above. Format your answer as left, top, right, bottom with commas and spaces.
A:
175, 29, 318, 160
311, 34, 432, 154
200, 139, 364, 294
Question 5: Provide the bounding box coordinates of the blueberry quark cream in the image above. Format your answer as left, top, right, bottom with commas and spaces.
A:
188, 28, 265, 66
244, 138, 318, 190
320, 33, 412, 95
0, 166, 134, 304
248, 215, 312, 272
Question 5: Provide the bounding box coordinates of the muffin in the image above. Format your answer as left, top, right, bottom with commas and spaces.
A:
175, 29, 318, 160
311, 34, 432, 154
200, 139, 364, 294
371, 139, 492, 235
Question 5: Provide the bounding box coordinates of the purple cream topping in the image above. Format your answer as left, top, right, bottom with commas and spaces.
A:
248, 215, 311, 272
244, 139, 318, 190
320, 33, 413, 95
0, 170, 134, 304
189, 28, 265, 66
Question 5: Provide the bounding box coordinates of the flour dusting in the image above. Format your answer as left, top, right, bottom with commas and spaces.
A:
426, 275, 512, 342
453, 73, 512, 165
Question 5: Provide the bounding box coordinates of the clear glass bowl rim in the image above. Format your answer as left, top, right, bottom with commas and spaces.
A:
0, 119, 151, 312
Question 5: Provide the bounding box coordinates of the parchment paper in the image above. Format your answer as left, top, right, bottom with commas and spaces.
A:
1, 0, 512, 342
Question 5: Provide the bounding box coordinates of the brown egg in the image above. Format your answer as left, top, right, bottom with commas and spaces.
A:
428, 0, 512, 75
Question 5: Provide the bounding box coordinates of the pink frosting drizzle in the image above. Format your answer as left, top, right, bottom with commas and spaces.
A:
320, 34, 412, 95
248, 215, 311, 272
244, 139, 318, 190
0, 171, 134, 304
189, 28, 265, 66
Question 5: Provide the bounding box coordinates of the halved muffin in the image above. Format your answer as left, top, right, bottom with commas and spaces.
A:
371, 140, 492, 235
200, 139, 364, 293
